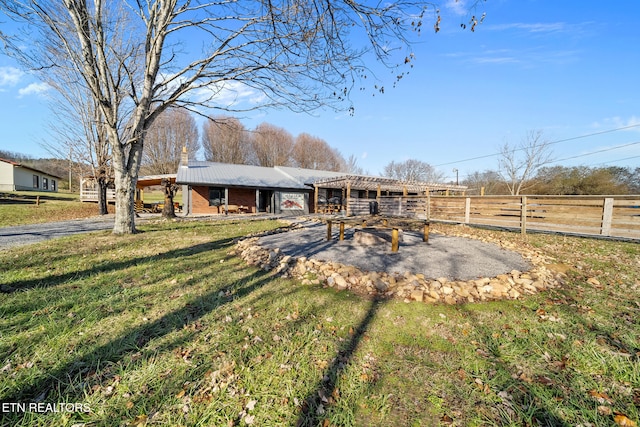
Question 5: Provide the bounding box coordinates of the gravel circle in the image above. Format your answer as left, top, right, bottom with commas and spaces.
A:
257, 222, 532, 280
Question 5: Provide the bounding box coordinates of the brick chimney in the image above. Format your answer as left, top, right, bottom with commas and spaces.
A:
180, 146, 188, 167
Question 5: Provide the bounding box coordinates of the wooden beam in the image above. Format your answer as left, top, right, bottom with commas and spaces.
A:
327, 220, 332, 241
520, 196, 527, 236
339, 221, 345, 241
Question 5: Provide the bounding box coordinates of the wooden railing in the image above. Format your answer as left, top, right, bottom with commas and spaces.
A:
350, 195, 640, 240
79, 189, 116, 202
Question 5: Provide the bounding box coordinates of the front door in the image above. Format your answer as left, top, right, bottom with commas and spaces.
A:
258, 190, 273, 213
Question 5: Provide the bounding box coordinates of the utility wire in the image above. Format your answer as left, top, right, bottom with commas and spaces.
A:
550, 140, 640, 163
433, 123, 640, 167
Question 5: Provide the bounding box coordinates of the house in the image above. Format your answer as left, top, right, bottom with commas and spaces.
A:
177, 155, 468, 216
0, 158, 61, 192
177, 160, 345, 215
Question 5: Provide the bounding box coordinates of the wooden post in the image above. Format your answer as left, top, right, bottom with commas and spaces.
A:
339, 221, 345, 241
480, 186, 485, 196
36, 195, 40, 206
327, 220, 332, 241
520, 196, 527, 236
601, 197, 614, 236
391, 228, 399, 252
346, 181, 351, 216
423, 221, 430, 243
314, 184, 318, 214
464, 197, 471, 224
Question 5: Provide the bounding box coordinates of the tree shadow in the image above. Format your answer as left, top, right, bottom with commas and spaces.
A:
1, 267, 274, 407
295, 295, 386, 427
1, 237, 236, 293
459, 306, 572, 427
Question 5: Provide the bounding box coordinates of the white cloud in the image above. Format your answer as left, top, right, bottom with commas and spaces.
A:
487, 22, 568, 33
444, 0, 470, 17
0, 66, 24, 87
596, 116, 640, 132
17, 82, 50, 98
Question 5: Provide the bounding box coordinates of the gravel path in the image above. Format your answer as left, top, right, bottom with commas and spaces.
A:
257, 222, 531, 280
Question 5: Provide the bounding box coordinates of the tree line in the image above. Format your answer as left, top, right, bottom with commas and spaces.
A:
137, 110, 353, 176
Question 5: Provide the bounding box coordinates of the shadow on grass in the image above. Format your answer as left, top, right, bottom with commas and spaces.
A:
295, 295, 386, 427
0, 237, 236, 293
1, 266, 274, 411
459, 306, 571, 427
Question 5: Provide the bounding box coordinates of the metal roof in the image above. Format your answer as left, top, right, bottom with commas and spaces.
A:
176, 161, 467, 193
176, 161, 335, 190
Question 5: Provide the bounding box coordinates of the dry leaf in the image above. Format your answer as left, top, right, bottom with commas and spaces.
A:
589, 389, 613, 404
175, 390, 185, 399
126, 401, 134, 409
130, 414, 148, 427
597, 405, 612, 416
614, 414, 637, 427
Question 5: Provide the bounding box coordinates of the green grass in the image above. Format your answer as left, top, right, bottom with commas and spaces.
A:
0, 220, 639, 426
0, 191, 111, 227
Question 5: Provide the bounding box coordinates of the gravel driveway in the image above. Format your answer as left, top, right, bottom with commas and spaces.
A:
0, 215, 117, 250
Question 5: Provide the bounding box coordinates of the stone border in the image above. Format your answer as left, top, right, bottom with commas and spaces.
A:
228, 223, 567, 304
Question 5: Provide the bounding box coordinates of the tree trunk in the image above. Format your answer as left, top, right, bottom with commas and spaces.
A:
161, 178, 176, 219
113, 172, 137, 234
97, 176, 108, 215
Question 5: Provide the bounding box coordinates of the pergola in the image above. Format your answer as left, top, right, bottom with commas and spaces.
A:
312, 174, 467, 215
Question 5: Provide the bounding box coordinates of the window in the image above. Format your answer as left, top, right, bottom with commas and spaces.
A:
51, 180, 56, 191
43, 178, 49, 190
208, 187, 225, 206
33, 175, 39, 189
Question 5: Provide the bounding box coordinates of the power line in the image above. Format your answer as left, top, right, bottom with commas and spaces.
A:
433, 123, 640, 167
550, 140, 640, 163
591, 155, 640, 167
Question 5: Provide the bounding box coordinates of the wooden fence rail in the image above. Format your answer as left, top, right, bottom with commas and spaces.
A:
347, 195, 640, 240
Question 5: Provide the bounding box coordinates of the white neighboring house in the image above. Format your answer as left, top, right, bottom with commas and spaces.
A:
0, 158, 61, 192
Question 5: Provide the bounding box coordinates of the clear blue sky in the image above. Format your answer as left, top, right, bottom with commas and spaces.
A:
1, 0, 639, 183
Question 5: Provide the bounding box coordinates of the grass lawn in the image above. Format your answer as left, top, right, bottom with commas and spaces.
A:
0, 192, 113, 227
0, 219, 639, 426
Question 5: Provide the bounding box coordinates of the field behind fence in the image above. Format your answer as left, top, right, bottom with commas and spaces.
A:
347, 195, 640, 240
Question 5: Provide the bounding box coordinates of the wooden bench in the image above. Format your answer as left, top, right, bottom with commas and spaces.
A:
225, 204, 240, 214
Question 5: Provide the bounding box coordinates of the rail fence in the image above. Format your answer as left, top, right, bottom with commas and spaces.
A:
346, 195, 640, 240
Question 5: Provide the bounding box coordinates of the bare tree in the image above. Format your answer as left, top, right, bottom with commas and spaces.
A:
344, 154, 365, 175
292, 133, 345, 171
251, 123, 294, 167
141, 108, 199, 175
383, 159, 444, 183
202, 116, 251, 164
43, 85, 113, 214
498, 130, 554, 195
1, 0, 482, 233
462, 170, 504, 195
